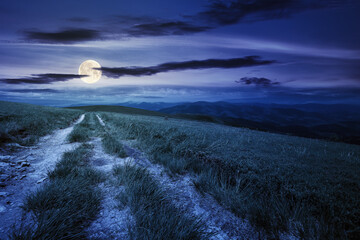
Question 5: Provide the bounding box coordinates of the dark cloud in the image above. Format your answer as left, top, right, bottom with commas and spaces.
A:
3, 88, 60, 93
23, 19, 208, 42
105, 15, 211, 37
0, 74, 85, 84
24, 28, 100, 43
236, 77, 280, 86
67, 17, 91, 22
109, 15, 161, 25
125, 21, 211, 37
100, 56, 275, 78
0, 56, 275, 85
20, 1, 347, 43
197, 0, 347, 25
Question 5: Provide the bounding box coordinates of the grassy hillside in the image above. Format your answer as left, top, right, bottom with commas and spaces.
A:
160, 101, 360, 144
1, 101, 359, 239
72, 103, 360, 145
13, 144, 103, 239
99, 111, 360, 239
70, 105, 227, 126
69, 105, 167, 117
0, 101, 82, 147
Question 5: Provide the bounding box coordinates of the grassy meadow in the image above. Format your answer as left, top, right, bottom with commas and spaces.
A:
0, 101, 81, 147
5, 108, 211, 240
98, 110, 360, 239
12, 144, 104, 239
113, 164, 211, 240
1, 101, 359, 239
9, 112, 104, 239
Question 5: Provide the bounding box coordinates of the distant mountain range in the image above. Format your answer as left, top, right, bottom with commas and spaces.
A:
159, 101, 360, 144
66, 102, 183, 111
115, 102, 184, 111
69, 101, 360, 144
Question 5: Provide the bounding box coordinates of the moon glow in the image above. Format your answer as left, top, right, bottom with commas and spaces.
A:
78, 60, 102, 84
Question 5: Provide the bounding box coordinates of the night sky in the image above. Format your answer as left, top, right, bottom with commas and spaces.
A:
0, 0, 359, 106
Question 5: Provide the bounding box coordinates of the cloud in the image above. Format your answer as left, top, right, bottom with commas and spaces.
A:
24, 28, 100, 43
67, 17, 91, 22
23, 19, 208, 42
141, 96, 164, 99
20, 1, 347, 43
236, 77, 280, 86
3, 88, 61, 93
105, 15, 211, 37
196, 0, 346, 25
0, 74, 84, 84
125, 21, 211, 37
0, 56, 275, 86
100, 56, 275, 78
109, 15, 160, 25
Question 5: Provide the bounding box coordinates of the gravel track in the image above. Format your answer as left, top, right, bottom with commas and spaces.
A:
0, 114, 84, 238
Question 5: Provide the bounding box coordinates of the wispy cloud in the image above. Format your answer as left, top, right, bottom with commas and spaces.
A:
0, 73, 84, 84
125, 21, 211, 37
0, 56, 275, 84
3, 88, 61, 93
67, 17, 91, 23
236, 77, 280, 86
23, 20, 209, 43
100, 56, 275, 78
19, 0, 348, 44
24, 28, 100, 43
195, 0, 346, 25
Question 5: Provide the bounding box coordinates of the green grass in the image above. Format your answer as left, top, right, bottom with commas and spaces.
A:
67, 114, 92, 143
113, 164, 211, 240
101, 134, 127, 158
69, 105, 167, 117
67, 124, 91, 143
0, 101, 82, 147
10, 112, 106, 239
3, 101, 360, 239
67, 113, 105, 143
68, 112, 128, 157
95, 113, 212, 239
10, 144, 103, 240
70, 105, 222, 125
100, 112, 360, 240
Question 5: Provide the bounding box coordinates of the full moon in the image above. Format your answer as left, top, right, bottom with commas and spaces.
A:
78, 60, 102, 84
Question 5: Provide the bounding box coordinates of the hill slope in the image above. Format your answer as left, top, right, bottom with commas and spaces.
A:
1, 101, 359, 239
99, 110, 360, 239
68, 105, 167, 117
0, 101, 81, 147
69, 104, 223, 125
160, 101, 360, 144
